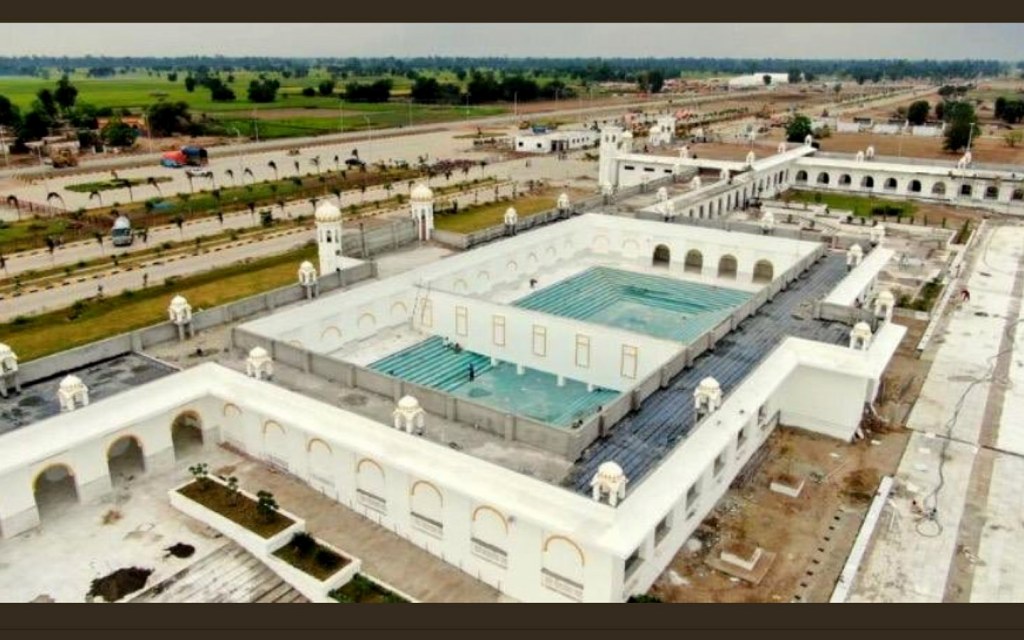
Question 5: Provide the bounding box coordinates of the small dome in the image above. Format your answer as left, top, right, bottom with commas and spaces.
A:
877, 290, 895, 305
397, 395, 421, 411
249, 346, 269, 360
697, 377, 721, 394
597, 461, 625, 480
852, 322, 873, 338
169, 295, 189, 310
762, 211, 775, 224
505, 207, 518, 219
848, 243, 864, 256
59, 374, 83, 390
0, 342, 14, 359
299, 260, 315, 271
657, 186, 668, 201
315, 200, 342, 223
410, 183, 434, 202
621, 131, 633, 139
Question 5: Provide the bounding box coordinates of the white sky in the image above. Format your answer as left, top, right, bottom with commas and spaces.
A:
0, 24, 1021, 60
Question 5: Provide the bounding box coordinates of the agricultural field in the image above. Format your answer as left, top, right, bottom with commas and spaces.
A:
0, 70, 509, 140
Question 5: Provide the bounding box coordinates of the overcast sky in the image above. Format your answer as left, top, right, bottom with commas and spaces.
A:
1, 24, 1022, 60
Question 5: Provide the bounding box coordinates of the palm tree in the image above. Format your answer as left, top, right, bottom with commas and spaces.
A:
444, 170, 453, 182
479, 159, 488, 175
331, 188, 342, 206
122, 180, 134, 202
309, 197, 319, 213
186, 173, 195, 194
267, 160, 279, 181
88, 190, 102, 207
173, 215, 185, 239
310, 156, 321, 175
47, 192, 67, 214
247, 201, 256, 224
243, 168, 254, 185
277, 199, 287, 218
333, 155, 340, 172
293, 160, 301, 177
147, 176, 163, 197
461, 165, 470, 180
360, 182, 367, 203
93, 231, 105, 254
225, 168, 235, 186
216, 210, 225, 226
384, 182, 393, 199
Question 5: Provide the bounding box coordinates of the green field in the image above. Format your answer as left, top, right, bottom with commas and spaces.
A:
784, 190, 918, 217
2, 242, 318, 362
433, 190, 571, 234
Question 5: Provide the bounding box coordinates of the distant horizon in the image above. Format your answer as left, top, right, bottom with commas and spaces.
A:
0, 24, 1022, 60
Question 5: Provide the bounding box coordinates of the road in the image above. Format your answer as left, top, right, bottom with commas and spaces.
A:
1, 152, 594, 276
0, 159, 594, 318
0, 227, 312, 321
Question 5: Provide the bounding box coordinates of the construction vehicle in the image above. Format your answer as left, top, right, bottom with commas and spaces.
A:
49, 146, 79, 168
160, 145, 208, 168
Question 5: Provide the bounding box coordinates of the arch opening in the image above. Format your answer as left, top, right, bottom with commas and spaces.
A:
684, 249, 703, 274
171, 411, 204, 460
717, 254, 738, 280
33, 464, 78, 520
107, 436, 145, 483
652, 244, 670, 267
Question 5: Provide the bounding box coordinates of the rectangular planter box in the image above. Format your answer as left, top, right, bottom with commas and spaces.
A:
266, 537, 362, 603
169, 477, 305, 557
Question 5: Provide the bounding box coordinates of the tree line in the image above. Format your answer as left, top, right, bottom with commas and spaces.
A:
0, 55, 1013, 82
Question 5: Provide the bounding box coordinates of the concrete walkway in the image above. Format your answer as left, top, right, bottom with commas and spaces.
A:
848, 223, 1024, 602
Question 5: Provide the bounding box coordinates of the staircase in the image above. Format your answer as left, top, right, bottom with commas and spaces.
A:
129, 542, 309, 604
370, 336, 493, 392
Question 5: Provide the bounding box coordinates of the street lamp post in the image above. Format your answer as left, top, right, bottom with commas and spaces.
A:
362, 116, 373, 160
230, 127, 245, 185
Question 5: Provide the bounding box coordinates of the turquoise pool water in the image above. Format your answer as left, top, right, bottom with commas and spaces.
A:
514, 266, 752, 343
369, 336, 618, 428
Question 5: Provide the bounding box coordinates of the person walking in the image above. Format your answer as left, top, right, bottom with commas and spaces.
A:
468, 363, 476, 381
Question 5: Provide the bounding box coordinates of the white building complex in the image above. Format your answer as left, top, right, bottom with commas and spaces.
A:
5, 124, 1018, 603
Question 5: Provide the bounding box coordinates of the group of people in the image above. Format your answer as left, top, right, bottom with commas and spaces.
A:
441, 337, 463, 353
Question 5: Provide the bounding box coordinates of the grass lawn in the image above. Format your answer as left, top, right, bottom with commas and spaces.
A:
65, 176, 173, 193
272, 534, 349, 581
784, 190, 918, 217
433, 190, 567, 234
178, 480, 294, 538
0, 218, 70, 248
329, 575, 408, 603
2, 243, 316, 362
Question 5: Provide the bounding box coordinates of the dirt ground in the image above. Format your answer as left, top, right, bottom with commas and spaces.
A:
650, 320, 929, 603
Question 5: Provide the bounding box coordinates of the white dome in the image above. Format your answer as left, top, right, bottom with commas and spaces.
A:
622, 131, 633, 139
657, 187, 669, 201
315, 200, 342, 223
59, 374, 83, 391
410, 183, 434, 202
248, 346, 269, 360
877, 290, 895, 305
505, 207, 518, 219
697, 377, 721, 394
397, 395, 421, 411
597, 461, 625, 480
848, 243, 864, 256
852, 322, 873, 339
299, 260, 315, 272
0, 343, 14, 359
169, 295, 189, 310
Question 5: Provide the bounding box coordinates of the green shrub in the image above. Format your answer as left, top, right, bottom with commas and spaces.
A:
291, 532, 317, 557
315, 548, 342, 570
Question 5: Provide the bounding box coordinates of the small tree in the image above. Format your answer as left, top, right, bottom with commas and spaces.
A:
188, 463, 210, 491
785, 114, 813, 143
173, 215, 185, 238
762, 74, 772, 86
256, 490, 279, 523
1004, 130, 1023, 148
